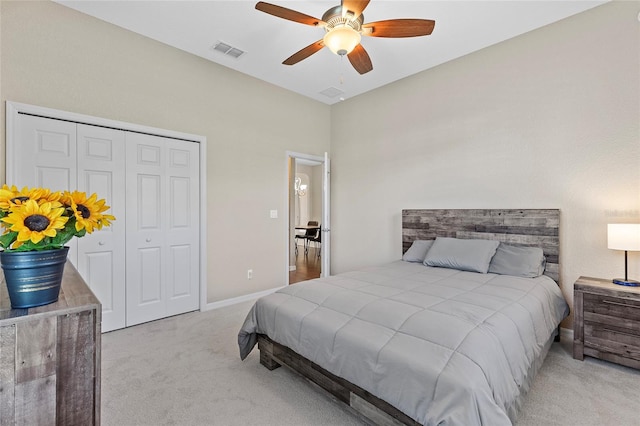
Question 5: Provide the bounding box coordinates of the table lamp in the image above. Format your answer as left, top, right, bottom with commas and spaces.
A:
607, 223, 640, 286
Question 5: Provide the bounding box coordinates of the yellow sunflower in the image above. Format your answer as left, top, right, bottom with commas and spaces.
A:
34, 188, 63, 204
0, 185, 62, 210
0, 185, 27, 210
63, 190, 115, 234
1, 199, 68, 245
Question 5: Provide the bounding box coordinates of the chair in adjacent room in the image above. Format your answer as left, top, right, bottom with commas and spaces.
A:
295, 221, 318, 256
308, 226, 321, 258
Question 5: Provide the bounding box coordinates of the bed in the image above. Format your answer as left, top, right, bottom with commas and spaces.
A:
238, 209, 569, 425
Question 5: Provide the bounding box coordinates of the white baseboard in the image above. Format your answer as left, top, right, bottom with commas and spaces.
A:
202, 286, 285, 311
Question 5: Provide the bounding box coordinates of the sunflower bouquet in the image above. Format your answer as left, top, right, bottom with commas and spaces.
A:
0, 185, 115, 252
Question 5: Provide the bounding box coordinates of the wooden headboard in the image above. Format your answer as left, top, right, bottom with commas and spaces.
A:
402, 209, 560, 283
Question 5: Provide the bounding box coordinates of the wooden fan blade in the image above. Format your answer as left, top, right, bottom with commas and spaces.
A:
255, 2, 325, 27
283, 40, 325, 65
341, 0, 370, 18
362, 19, 435, 38
347, 44, 373, 75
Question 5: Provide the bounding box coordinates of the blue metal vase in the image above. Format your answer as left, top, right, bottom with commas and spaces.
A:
0, 247, 69, 309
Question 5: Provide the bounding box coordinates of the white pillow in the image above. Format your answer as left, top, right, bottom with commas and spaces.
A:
402, 240, 434, 263
423, 237, 499, 273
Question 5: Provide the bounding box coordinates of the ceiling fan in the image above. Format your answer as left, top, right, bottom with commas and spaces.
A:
255, 1, 435, 75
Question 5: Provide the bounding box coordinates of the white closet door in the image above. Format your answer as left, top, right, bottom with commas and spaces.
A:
13, 114, 79, 264
10, 106, 204, 332
165, 138, 200, 316
76, 124, 127, 332
125, 133, 199, 326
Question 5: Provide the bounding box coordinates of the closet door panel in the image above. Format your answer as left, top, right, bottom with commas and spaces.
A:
14, 115, 77, 191
169, 244, 191, 297
13, 114, 79, 263
169, 177, 190, 227
37, 168, 73, 190
139, 174, 162, 229
135, 173, 163, 313
125, 134, 199, 325
138, 247, 163, 304
76, 124, 126, 332
84, 250, 114, 309
125, 134, 167, 326
165, 140, 199, 316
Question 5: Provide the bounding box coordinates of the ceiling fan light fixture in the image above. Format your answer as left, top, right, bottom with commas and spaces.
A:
255, 1, 434, 75
323, 25, 361, 56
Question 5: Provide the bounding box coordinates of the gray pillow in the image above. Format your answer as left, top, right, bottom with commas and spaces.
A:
423, 237, 499, 273
402, 240, 434, 263
488, 243, 546, 278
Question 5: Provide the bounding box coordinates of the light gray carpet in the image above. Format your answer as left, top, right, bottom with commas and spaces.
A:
101, 300, 639, 426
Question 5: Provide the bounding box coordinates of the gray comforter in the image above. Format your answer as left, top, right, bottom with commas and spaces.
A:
238, 261, 569, 425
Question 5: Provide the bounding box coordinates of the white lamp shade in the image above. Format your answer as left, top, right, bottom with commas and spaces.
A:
323, 26, 361, 56
608, 224, 640, 251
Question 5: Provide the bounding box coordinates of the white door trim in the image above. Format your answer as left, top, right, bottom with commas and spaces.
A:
285, 151, 330, 283
322, 152, 330, 277
5, 101, 208, 313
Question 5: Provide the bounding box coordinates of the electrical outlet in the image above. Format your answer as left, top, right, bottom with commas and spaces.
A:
247, 269, 253, 280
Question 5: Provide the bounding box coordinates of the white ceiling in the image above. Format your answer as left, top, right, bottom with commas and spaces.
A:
56, 0, 608, 105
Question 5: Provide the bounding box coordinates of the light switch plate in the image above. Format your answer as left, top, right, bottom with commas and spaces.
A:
270, 210, 278, 219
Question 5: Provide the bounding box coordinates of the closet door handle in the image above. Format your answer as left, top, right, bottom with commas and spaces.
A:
146, 238, 152, 242
98, 241, 105, 246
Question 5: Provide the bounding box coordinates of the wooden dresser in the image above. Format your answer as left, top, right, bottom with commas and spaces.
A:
0, 261, 101, 425
573, 276, 640, 369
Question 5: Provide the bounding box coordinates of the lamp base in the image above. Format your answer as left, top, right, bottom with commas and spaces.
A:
612, 278, 640, 287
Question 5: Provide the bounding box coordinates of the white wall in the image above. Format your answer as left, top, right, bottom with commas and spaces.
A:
296, 163, 323, 225
311, 164, 323, 226
295, 169, 311, 226
0, 1, 330, 303
330, 1, 640, 327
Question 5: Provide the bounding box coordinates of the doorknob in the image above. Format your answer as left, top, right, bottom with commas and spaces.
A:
98, 241, 105, 246
146, 238, 152, 242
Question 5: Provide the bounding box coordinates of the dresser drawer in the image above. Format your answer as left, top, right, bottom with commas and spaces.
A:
583, 292, 640, 322
584, 321, 640, 359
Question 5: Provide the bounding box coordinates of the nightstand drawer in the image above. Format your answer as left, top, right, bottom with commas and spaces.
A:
584, 321, 640, 359
583, 293, 640, 321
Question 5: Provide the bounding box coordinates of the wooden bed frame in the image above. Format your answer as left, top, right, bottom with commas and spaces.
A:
258, 209, 561, 425
402, 209, 560, 283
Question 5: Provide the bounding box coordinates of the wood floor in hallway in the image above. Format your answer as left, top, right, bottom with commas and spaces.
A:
289, 244, 321, 284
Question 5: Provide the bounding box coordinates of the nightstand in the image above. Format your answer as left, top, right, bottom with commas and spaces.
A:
573, 276, 640, 369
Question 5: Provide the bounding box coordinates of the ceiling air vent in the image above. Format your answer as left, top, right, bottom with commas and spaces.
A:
212, 41, 245, 59
319, 87, 344, 99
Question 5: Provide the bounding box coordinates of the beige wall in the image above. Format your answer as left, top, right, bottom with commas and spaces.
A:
330, 1, 640, 327
0, 1, 330, 302
2, 1, 639, 328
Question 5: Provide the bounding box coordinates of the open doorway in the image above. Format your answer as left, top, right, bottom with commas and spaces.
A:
286, 152, 330, 285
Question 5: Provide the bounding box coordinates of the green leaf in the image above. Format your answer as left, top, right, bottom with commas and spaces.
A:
0, 231, 17, 249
